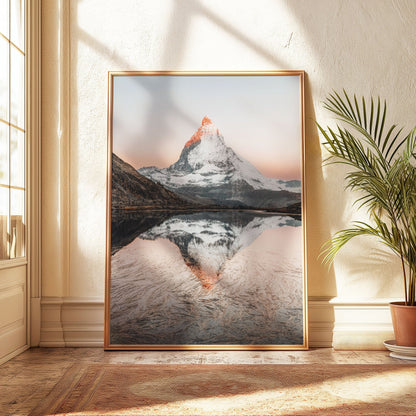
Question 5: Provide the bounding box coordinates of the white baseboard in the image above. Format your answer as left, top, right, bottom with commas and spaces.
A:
0, 344, 29, 366
40, 297, 104, 347
330, 298, 397, 350
308, 297, 334, 348
39, 296, 396, 349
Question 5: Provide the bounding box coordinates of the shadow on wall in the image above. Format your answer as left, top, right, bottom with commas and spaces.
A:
68, 0, 337, 299
285, 0, 416, 299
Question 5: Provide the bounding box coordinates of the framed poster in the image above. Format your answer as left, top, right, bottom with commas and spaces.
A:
105, 71, 307, 350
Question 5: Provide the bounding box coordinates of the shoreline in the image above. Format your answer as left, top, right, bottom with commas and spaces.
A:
113, 206, 302, 218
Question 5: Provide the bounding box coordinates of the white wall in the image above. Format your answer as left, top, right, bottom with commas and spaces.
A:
40, 0, 416, 348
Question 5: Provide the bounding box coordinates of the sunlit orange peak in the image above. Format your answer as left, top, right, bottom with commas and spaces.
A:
202, 116, 213, 125
185, 116, 214, 147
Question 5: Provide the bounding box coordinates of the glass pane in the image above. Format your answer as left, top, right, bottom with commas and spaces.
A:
0, 186, 9, 259
0, 123, 8, 185
10, 0, 24, 51
10, 127, 24, 187
0, 0, 9, 38
10, 45, 24, 129
0, 36, 9, 122
10, 187, 24, 258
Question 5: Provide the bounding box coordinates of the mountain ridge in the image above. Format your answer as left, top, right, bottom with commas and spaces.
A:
111, 153, 199, 221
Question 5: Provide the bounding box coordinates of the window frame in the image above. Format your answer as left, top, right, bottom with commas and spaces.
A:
0, 0, 27, 268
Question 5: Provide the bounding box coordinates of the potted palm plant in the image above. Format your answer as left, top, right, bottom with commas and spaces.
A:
318, 91, 416, 347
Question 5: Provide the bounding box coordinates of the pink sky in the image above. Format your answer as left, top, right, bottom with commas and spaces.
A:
112, 75, 302, 181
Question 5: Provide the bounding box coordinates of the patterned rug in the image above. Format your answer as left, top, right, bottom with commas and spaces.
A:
30, 364, 416, 415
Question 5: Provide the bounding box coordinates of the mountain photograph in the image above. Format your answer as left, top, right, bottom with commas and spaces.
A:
108, 73, 305, 347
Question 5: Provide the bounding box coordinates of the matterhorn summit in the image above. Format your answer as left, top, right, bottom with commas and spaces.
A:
184, 116, 222, 148
138, 116, 301, 210
168, 116, 230, 173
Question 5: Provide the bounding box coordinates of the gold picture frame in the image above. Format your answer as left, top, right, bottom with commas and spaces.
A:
105, 71, 307, 350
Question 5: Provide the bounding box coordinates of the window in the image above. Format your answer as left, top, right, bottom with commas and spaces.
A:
0, 0, 25, 260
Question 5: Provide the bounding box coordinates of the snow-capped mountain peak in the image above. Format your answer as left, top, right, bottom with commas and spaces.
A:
138, 117, 301, 209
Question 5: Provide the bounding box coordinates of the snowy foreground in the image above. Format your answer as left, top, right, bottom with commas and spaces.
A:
110, 225, 304, 346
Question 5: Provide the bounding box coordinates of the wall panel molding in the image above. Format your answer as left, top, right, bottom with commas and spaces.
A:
27, 0, 42, 347
41, 0, 71, 299
0, 268, 28, 362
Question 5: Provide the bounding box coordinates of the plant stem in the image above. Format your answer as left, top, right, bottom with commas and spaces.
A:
400, 253, 408, 305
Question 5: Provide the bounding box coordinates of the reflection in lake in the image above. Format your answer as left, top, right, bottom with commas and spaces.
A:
140, 211, 300, 289
110, 210, 303, 345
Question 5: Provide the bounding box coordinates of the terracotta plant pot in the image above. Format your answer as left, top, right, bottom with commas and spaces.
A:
390, 302, 416, 347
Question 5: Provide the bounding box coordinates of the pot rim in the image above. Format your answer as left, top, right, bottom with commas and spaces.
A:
390, 301, 416, 308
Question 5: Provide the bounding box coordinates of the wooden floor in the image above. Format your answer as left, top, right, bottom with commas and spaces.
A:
0, 347, 412, 416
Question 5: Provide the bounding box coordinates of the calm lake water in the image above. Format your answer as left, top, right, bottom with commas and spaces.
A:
110, 210, 304, 345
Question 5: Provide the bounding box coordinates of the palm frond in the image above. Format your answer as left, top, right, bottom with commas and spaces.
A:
320, 221, 393, 265
318, 91, 416, 305
321, 91, 409, 167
